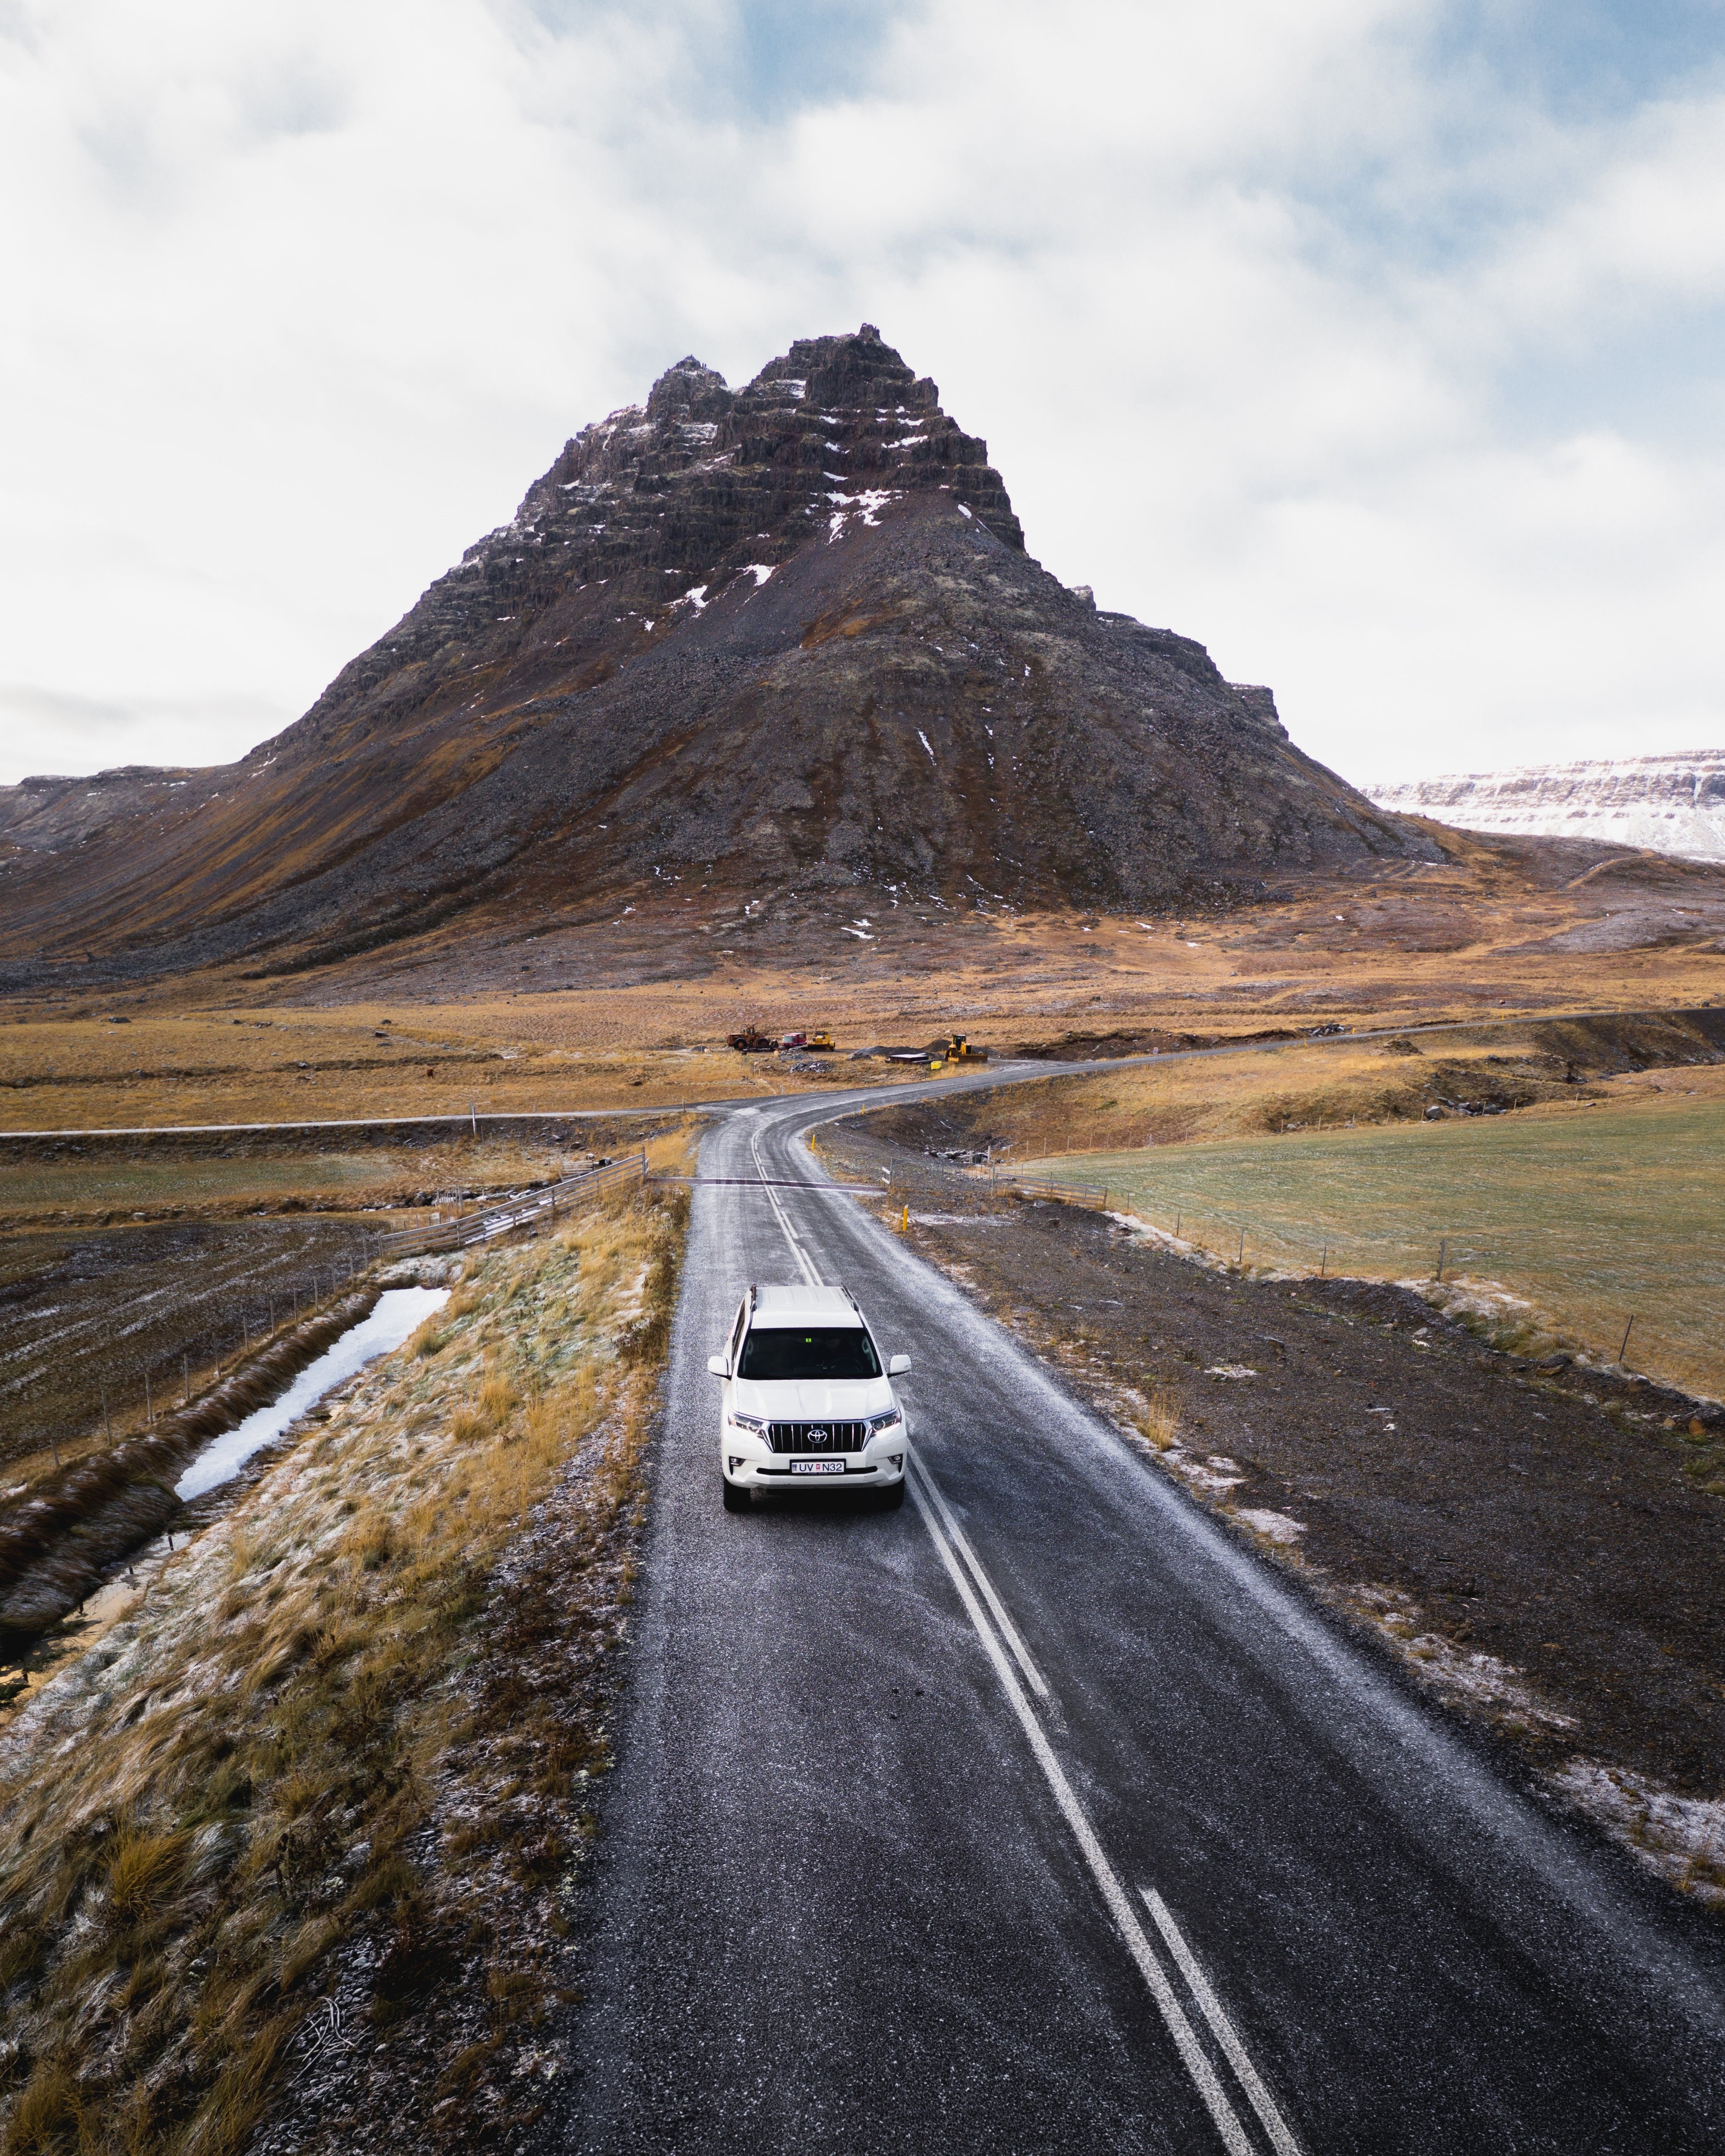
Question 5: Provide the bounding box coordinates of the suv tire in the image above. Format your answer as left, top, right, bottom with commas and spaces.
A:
879, 1480, 906, 1511
722, 1477, 750, 1514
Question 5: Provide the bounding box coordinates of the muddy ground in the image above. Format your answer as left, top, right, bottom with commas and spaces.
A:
0, 1217, 383, 1479
816, 1118, 1725, 1888
0, 1121, 661, 1477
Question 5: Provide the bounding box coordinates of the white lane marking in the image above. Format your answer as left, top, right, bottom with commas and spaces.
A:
906, 1474, 1258, 2156
909, 1455, 1050, 1703
751, 1123, 822, 1286
752, 1146, 1047, 1705
756, 1105, 1300, 2150
1142, 1891, 1303, 2156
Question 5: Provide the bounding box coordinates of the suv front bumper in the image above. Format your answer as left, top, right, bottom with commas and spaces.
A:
723, 1447, 906, 1488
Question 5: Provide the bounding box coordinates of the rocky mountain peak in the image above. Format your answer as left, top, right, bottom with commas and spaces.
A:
0, 326, 1437, 989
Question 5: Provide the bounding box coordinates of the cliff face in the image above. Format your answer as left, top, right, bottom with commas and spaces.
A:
0, 326, 1434, 987
1367, 756, 1725, 865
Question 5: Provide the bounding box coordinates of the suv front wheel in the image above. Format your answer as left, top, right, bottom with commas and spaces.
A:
722, 1476, 751, 1514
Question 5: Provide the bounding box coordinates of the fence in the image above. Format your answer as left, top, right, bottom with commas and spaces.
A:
1023, 1188, 1720, 1401
1001, 1174, 1113, 1209
373, 1151, 648, 1259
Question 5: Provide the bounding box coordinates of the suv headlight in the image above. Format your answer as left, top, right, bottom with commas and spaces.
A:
867, 1408, 903, 1434
727, 1410, 768, 1435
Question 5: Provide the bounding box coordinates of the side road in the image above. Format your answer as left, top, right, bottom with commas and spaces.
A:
549, 1085, 1725, 2156
7, 998, 1714, 1140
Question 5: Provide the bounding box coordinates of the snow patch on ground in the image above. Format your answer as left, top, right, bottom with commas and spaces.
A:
1549, 1759, 1725, 1907
1162, 1452, 1246, 1495
1235, 1508, 1306, 1544
1345, 1584, 1578, 1734
742, 563, 775, 585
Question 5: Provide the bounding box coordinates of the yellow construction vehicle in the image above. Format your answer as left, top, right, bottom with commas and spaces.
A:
805, 1029, 836, 1052
944, 1034, 989, 1063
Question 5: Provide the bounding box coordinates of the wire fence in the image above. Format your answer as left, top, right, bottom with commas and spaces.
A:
28, 1154, 653, 1466
373, 1150, 649, 1258
994, 1178, 1720, 1401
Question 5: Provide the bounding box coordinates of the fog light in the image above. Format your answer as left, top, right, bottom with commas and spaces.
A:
887, 1454, 904, 1471
728, 1456, 745, 1474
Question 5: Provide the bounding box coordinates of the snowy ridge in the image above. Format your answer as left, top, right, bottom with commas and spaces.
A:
1366, 752, 1725, 863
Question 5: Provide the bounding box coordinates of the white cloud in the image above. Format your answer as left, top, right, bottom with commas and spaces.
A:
1, 0, 1722, 788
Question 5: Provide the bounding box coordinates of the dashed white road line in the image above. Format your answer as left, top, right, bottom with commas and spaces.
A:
909, 1454, 1050, 1702
906, 1471, 1265, 2156
749, 1124, 822, 1287
740, 1147, 1302, 2154
1142, 1889, 1303, 2156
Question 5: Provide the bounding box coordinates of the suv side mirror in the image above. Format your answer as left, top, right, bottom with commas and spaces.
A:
707, 1354, 729, 1378
887, 1353, 912, 1376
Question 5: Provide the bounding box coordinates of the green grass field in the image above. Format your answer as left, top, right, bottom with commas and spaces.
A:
1022, 1092, 1725, 1399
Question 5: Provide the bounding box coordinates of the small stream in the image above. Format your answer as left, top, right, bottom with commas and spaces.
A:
174, 1286, 449, 1501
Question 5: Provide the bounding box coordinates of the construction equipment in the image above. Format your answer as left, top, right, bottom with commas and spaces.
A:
944, 1034, 989, 1063
727, 1025, 776, 1053
804, 1030, 836, 1052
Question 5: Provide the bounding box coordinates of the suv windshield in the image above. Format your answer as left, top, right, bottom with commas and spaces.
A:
738, 1326, 881, 1381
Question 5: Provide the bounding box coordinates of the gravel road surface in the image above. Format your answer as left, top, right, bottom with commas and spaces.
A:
552, 1078, 1725, 2154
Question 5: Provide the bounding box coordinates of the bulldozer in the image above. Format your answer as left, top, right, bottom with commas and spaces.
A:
727, 1025, 776, 1054
804, 1029, 837, 1052
944, 1033, 989, 1064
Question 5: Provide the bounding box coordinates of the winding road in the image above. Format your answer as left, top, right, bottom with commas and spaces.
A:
553, 1078, 1725, 2154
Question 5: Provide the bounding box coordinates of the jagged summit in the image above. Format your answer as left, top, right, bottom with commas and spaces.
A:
0, 327, 1434, 991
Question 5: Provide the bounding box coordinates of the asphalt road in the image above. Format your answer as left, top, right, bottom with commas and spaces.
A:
553, 1078, 1725, 2155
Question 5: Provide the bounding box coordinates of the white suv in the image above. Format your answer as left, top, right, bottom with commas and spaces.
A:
709, 1283, 911, 1512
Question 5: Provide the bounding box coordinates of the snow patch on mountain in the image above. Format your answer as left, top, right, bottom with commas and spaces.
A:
1366, 753, 1725, 863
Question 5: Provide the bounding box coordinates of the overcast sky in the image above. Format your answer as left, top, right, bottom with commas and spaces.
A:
4, 0, 1724, 788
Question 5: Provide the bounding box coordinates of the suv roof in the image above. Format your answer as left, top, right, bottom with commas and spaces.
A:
751, 1283, 859, 1328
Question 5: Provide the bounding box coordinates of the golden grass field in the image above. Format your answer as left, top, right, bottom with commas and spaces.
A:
0, 1172, 686, 2153
3, 825, 1724, 1136
1018, 1065, 1725, 1400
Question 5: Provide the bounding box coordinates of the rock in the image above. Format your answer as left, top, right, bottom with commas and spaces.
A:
0, 326, 1438, 986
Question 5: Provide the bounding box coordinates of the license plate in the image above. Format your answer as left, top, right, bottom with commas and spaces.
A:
790, 1459, 844, 1476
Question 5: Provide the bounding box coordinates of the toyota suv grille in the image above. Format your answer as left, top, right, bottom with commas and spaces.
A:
768, 1421, 867, 1453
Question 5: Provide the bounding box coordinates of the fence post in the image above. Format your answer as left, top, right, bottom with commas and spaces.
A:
183, 1353, 189, 1405
1619, 1315, 1635, 1364
1435, 1238, 1446, 1283
1319, 1241, 1327, 1278
1237, 1227, 1245, 1266
145, 1370, 153, 1426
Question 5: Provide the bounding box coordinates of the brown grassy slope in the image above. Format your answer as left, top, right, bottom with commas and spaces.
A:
0, 1172, 686, 2156
858, 1009, 1725, 1162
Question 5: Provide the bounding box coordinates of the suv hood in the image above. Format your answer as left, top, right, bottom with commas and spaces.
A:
732, 1377, 895, 1421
